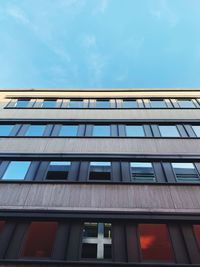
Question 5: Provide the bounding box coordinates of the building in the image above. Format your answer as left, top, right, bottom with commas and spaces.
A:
0, 88, 200, 266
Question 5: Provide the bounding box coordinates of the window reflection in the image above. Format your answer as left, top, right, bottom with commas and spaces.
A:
59, 125, 78, 136
25, 125, 46, 136
131, 162, 155, 182
0, 125, 13, 136
96, 100, 110, 108
178, 100, 195, 108
159, 126, 180, 137
42, 100, 57, 108
122, 100, 138, 108
172, 163, 200, 183
2, 161, 31, 180
15, 100, 29, 108
126, 125, 145, 137
89, 162, 111, 181
150, 100, 167, 108
92, 125, 110, 136
46, 161, 71, 180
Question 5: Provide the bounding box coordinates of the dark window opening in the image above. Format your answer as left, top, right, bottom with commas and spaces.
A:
82, 244, 97, 259
46, 161, 71, 180
89, 162, 111, 181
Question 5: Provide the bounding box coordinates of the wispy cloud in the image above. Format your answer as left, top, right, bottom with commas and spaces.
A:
82, 34, 96, 48
92, 0, 109, 15
6, 5, 30, 25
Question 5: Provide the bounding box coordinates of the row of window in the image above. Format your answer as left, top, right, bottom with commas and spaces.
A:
0, 218, 199, 264
1, 123, 200, 137
1, 159, 200, 184
6, 98, 200, 109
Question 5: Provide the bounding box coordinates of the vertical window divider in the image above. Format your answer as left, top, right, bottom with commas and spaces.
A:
126, 223, 140, 262
121, 162, 131, 182
66, 222, 82, 261
184, 125, 196, 137
112, 222, 127, 262
0, 222, 16, 259
162, 162, 177, 183
151, 125, 160, 137
176, 124, 188, 137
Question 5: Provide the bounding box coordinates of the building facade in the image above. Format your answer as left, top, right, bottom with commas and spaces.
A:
0, 88, 200, 266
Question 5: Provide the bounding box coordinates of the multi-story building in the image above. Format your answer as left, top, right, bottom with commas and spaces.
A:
0, 88, 200, 267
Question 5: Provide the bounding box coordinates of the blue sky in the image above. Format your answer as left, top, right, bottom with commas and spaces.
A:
0, 0, 200, 88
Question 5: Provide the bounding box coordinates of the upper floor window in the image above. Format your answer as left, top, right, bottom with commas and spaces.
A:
45, 161, 71, 180
89, 162, 111, 181
68, 100, 83, 108
92, 125, 111, 137
41, 100, 57, 108
122, 100, 138, 108
150, 99, 167, 108
158, 125, 180, 137
125, 125, 145, 137
82, 222, 112, 259
0, 125, 14, 136
177, 99, 195, 108
192, 126, 200, 137
2, 161, 31, 180
171, 163, 200, 183
193, 225, 200, 248
58, 125, 78, 136
25, 125, 46, 136
15, 99, 30, 108
130, 162, 155, 182
96, 100, 110, 108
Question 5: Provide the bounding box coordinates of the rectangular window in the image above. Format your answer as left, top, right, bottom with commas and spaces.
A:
69, 100, 83, 108
192, 126, 200, 137
130, 162, 155, 182
58, 125, 78, 136
25, 125, 46, 136
41, 100, 57, 108
46, 161, 71, 180
0, 125, 14, 136
15, 99, 29, 108
150, 100, 167, 108
158, 125, 180, 137
89, 162, 111, 181
21, 222, 57, 258
92, 125, 111, 136
193, 225, 200, 248
2, 161, 31, 180
82, 222, 112, 259
96, 100, 110, 108
172, 163, 200, 183
138, 224, 174, 262
126, 125, 145, 137
122, 100, 138, 108
177, 99, 195, 108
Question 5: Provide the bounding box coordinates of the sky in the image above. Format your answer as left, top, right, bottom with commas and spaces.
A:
0, 0, 200, 88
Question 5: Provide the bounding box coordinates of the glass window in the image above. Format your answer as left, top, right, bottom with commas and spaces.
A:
92, 125, 110, 136
172, 163, 200, 183
2, 161, 31, 180
193, 225, 200, 247
130, 162, 155, 182
150, 100, 167, 108
25, 125, 46, 136
69, 100, 83, 108
159, 126, 180, 137
138, 224, 174, 262
192, 126, 200, 137
178, 100, 195, 108
0, 221, 5, 233
0, 125, 14, 136
21, 222, 57, 258
15, 99, 29, 108
89, 162, 111, 181
46, 161, 71, 180
126, 125, 145, 137
42, 100, 57, 108
122, 100, 138, 108
59, 125, 78, 136
82, 222, 112, 259
96, 100, 110, 108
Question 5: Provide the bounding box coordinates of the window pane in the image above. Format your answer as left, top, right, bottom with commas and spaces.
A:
192, 126, 200, 137
21, 222, 57, 258
69, 100, 83, 108
2, 161, 31, 180
139, 224, 174, 262
150, 100, 167, 108
89, 162, 111, 181
159, 126, 180, 137
0, 221, 5, 233
178, 100, 195, 108
83, 222, 98, 238
0, 125, 13, 136
42, 100, 57, 108
131, 162, 155, 182
172, 163, 199, 183
96, 100, 110, 108
25, 125, 46, 136
122, 100, 138, 108
126, 125, 145, 137
15, 100, 29, 108
193, 225, 200, 247
46, 161, 71, 180
59, 125, 78, 136
93, 125, 110, 136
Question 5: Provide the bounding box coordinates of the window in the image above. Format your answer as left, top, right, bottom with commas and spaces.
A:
92, 125, 110, 136
58, 125, 78, 136
46, 161, 71, 180
177, 99, 195, 108
82, 222, 112, 259
15, 99, 29, 108
150, 100, 167, 108
89, 162, 111, 181
193, 225, 200, 247
172, 163, 200, 183
130, 162, 155, 182
69, 100, 83, 108
0, 221, 5, 233
122, 100, 138, 108
125, 125, 145, 137
158, 125, 180, 137
138, 224, 174, 262
2, 161, 31, 180
25, 125, 46, 136
192, 126, 200, 137
0, 125, 14, 136
21, 222, 57, 258
41, 100, 57, 108
96, 100, 110, 108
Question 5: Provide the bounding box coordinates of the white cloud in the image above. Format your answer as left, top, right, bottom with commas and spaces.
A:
92, 0, 109, 15
6, 5, 30, 25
